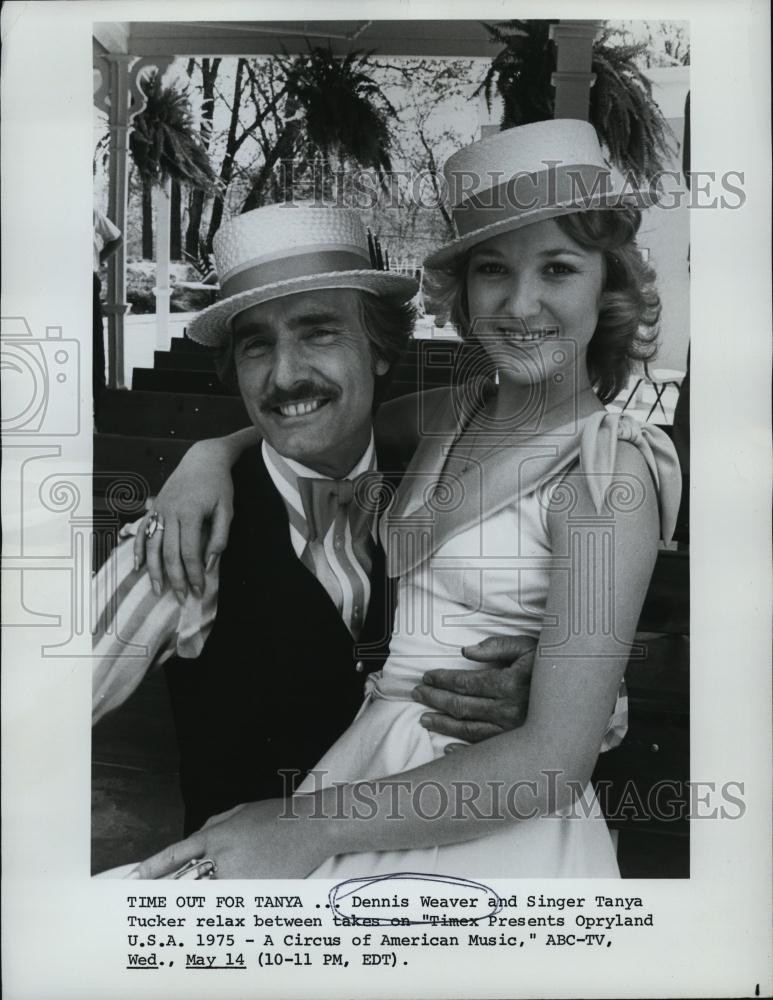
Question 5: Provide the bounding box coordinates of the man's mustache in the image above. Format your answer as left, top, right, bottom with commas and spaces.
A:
260, 381, 340, 411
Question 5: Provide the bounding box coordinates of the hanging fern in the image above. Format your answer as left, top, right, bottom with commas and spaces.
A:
285, 46, 397, 176
479, 20, 675, 183
480, 20, 557, 127
589, 33, 674, 182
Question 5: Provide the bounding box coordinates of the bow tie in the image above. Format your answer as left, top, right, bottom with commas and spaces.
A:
297, 472, 384, 543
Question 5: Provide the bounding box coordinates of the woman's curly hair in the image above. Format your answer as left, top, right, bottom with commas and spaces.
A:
423, 208, 661, 403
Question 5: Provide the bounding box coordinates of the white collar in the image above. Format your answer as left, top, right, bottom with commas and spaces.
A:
263, 432, 376, 482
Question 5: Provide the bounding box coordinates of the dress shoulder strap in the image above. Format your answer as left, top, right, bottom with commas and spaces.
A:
578, 411, 682, 543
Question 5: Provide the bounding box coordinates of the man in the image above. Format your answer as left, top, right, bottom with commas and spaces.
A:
93, 206, 122, 429
93, 203, 535, 849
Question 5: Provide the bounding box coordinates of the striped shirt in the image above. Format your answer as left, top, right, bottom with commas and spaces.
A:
262, 437, 379, 639
92, 438, 378, 725
92, 525, 218, 724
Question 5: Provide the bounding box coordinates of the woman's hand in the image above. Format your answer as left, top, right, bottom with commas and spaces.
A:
135, 798, 328, 880
133, 438, 238, 601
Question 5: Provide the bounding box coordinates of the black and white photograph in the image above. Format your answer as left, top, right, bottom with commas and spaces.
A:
89, 16, 692, 882
2, 2, 771, 998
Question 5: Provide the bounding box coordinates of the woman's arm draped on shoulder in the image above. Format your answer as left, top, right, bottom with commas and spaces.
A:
135, 426, 258, 594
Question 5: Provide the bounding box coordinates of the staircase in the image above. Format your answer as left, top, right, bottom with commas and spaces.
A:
94, 336, 238, 521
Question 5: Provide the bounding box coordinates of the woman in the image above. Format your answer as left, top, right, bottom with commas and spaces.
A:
135, 120, 680, 879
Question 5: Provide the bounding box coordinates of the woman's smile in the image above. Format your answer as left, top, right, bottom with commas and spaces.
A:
493, 323, 560, 343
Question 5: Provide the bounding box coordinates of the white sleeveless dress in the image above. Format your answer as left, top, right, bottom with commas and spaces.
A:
300, 404, 681, 879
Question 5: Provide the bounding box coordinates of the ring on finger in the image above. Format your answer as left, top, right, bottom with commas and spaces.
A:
171, 858, 217, 880
145, 511, 166, 540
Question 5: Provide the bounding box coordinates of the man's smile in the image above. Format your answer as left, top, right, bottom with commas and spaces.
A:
272, 397, 332, 419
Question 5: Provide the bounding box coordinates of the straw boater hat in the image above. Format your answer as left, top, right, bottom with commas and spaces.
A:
187, 203, 418, 346
425, 119, 654, 269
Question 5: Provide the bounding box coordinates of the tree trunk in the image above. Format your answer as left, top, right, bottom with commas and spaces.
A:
206, 58, 246, 251
170, 179, 182, 260
240, 117, 302, 214
418, 130, 456, 238
185, 192, 202, 259
185, 57, 220, 259
141, 179, 153, 259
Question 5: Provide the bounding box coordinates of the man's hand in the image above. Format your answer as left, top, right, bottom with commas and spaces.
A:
412, 635, 537, 745
99, 235, 122, 267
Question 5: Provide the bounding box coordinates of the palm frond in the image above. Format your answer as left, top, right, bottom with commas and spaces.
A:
286, 46, 396, 174
129, 71, 221, 194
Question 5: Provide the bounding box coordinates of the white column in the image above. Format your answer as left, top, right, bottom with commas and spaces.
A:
549, 21, 603, 122
94, 54, 175, 385
98, 54, 132, 388
153, 178, 171, 349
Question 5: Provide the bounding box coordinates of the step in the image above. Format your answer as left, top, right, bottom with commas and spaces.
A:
152, 351, 459, 384
132, 368, 236, 395
626, 632, 689, 715
637, 549, 689, 634
133, 368, 445, 401
159, 340, 462, 378
94, 433, 195, 501
382, 379, 430, 402
593, 628, 689, 843
170, 336, 216, 354
92, 668, 183, 873
99, 389, 251, 439
391, 360, 458, 387
154, 350, 217, 372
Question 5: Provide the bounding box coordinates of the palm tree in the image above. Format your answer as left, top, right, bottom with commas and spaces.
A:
240, 46, 396, 214
129, 71, 220, 259
589, 31, 675, 181
480, 20, 674, 183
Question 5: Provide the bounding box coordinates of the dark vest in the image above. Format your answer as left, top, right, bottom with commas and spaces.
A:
164, 446, 395, 834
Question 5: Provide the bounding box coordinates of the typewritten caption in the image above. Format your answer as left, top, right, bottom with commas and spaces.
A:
121, 876, 656, 974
